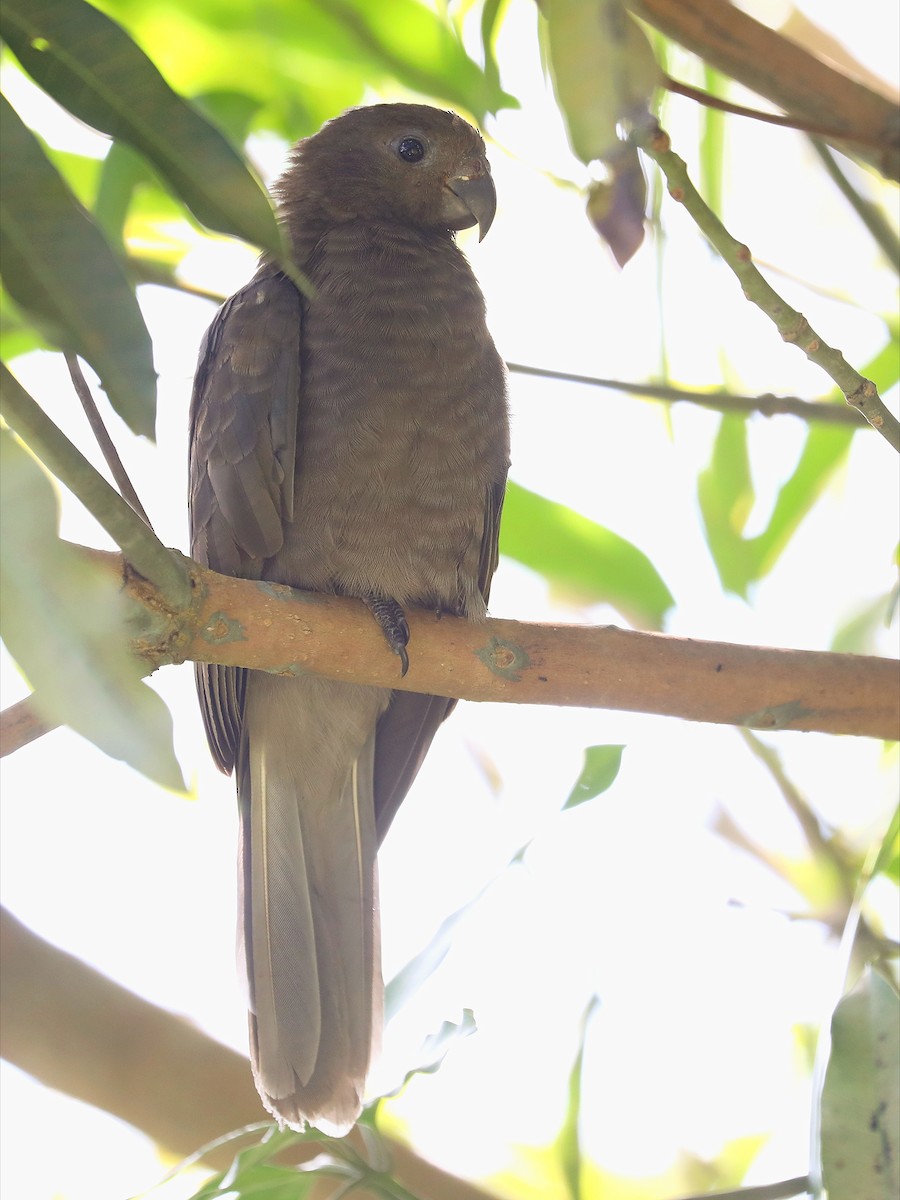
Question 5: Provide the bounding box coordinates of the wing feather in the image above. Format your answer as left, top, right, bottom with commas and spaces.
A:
188, 266, 302, 773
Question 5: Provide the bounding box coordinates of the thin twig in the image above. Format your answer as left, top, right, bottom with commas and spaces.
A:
64, 354, 153, 527
809, 140, 900, 270
674, 1175, 811, 1200
631, 123, 900, 450
739, 729, 856, 906
506, 362, 867, 426
123, 258, 871, 432
665, 75, 887, 148
0, 365, 190, 605
0, 695, 59, 757
627, 0, 900, 182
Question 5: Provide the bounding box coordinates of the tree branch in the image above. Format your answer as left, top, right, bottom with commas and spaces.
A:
0, 907, 498, 1200
628, 0, 900, 181
0, 364, 191, 605
631, 124, 900, 450
0, 695, 58, 756
506, 362, 868, 426
808, 140, 900, 269
664, 74, 887, 148
1, 549, 896, 747
64, 353, 152, 526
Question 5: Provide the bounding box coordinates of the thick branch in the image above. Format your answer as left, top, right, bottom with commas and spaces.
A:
628, 0, 900, 181
0, 907, 496, 1200
27, 548, 880, 741
2, 549, 895, 748
181, 568, 899, 739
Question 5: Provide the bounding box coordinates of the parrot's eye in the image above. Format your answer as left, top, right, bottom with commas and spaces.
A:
397, 137, 425, 163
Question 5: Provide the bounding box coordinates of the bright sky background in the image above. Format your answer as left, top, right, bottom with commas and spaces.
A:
1, 1, 898, 1198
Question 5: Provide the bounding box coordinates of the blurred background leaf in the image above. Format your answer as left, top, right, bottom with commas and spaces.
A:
500, 481, 674, 628
0, 95, 156, 435
0, 426, 183, 789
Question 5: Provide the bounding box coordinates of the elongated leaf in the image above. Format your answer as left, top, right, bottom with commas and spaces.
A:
544, 0, 660, 163
385, 881, 493, 1022
93, 139, 151, 246
318, 0, 516, 119
379, 1011, 477, 1102
564, 745, 625, 809
871, 805, 899, 885
0, 97, 156, 436
749, 421, 855, 580
699, 66, 727, 218
0, 287, 51, 361
555, 996, 600, 1200
821, 970, 900, 1200
0, 426, 183, 790
697, 413, 755, 596
1, 0, 283, 256
500, 481, 674, 629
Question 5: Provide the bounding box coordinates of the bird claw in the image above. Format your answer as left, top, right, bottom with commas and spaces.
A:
363, 597, 410, 677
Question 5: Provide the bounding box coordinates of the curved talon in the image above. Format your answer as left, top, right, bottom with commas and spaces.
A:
363, 596, 410, 677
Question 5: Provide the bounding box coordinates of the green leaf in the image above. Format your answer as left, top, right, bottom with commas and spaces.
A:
554, 996, 600, 1200
699, 332, 898, 596
93, 139, 150, 246
385, 882, 493, 1022
1, 0, 284, 257
697, 413, 755, 596
318, 0, 517, 120
0, 97, 156, 437
500, 481, 675, 629
380, 1011, 477, 1102
871, 805, 900, 885
820, 970, 900, 1200
747, 421, 855, 582
0, 287, 52, 361
564, 745, 625, 809
544, 0, 660, 163
479, 0, 510, 98
0, 426, 184, 790
698, 66, 727, 218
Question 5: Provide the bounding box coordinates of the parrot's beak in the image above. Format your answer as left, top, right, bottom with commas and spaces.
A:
444, 167, 497, 241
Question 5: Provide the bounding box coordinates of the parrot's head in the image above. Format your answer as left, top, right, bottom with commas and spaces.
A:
278, 103, 497, 242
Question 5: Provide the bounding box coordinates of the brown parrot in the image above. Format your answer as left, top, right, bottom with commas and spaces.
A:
188, 103, 509, 1134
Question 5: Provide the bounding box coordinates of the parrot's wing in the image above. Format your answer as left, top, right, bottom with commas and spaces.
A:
372, 476, 507, 842
189, 267, 302, 773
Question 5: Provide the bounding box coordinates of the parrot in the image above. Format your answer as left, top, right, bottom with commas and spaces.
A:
188, 103, 510, 1135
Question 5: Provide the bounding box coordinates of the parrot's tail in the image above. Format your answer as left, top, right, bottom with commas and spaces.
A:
238, 674, 388, 1135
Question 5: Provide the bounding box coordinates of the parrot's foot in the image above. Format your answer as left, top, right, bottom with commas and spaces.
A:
364, 597, 410, 677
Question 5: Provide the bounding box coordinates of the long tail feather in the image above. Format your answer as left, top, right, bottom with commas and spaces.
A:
238, 674, 388, 1134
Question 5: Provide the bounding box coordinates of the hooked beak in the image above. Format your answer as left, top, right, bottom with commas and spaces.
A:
444, 168, 497, 241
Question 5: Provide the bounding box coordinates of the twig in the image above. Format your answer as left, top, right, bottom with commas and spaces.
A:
739, 729, 856, 906
631, 123, 900, 450
506, 362, 867, 426
808, 139, 900, 270
665, 75, 886, 148
674, 1175, 811, 1200
64, 353, 153, 527
0, 695, 59, 757
0, 364, 190, 605
627, 0, 900, 181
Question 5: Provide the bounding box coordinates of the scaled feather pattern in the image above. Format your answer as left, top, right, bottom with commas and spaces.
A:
189, 103, 509, 1134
